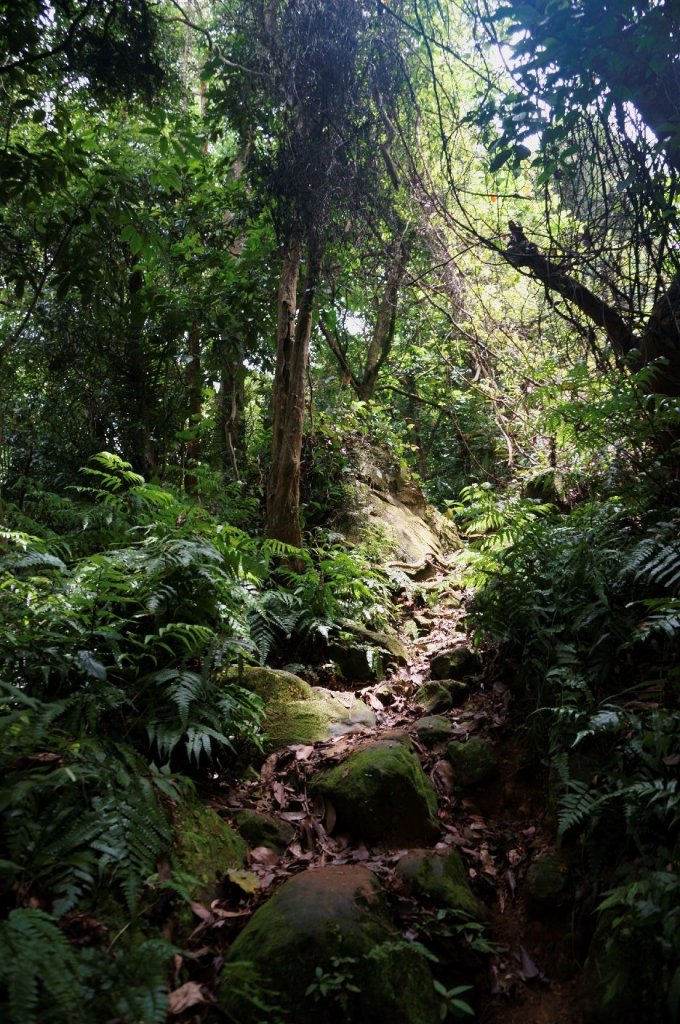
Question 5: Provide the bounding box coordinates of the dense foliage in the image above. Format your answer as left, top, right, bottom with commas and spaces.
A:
1, 0, 679, 1021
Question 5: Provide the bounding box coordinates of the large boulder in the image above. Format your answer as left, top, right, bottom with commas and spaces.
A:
447, 738, 499, 789
312, 734, 439, 846
219, 866, 440, 1024
229, 666, 375, 751
396, 849, 484, 920
342, 479, 459, 563
230, 809, 295, 853
430, 648, 482, 680
524, 852, 569, 916
328, 621, 408, 685
413, 715, 454, 746
172, 800, 247, 904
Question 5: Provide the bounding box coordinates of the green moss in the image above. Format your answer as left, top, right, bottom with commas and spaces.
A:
228, 666, 374, 750
447, 738, 499, 789
430, 648, 481, 680
442, 679, 471, 706
415, 679, 470, 713
312, 736, 439, 845
415, 681, 453, 714
231, 809, 295, 852
173, 800, 247, 903
413, 715, 453, 746
524, 853, 568, 915
328, 622, 408, 683
396, 849, 484, 920
219, 866, 440, 1024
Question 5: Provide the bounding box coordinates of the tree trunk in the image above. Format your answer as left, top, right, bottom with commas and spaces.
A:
320, 233, 409, 401
216, 339, 245, 481
266, 236, 321, 548
184, 321, 202, 495
125, 263, 157, 477
359, 236, 408, 399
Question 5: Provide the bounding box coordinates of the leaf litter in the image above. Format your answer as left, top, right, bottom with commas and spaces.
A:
162, 570, 584, 1022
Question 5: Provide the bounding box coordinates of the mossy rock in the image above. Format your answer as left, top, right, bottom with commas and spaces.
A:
415, 680, 468, 714
328, 622, 408, 684
413, 612, 433, 635
396, 849, 484, 920
172, 800, 247, 903
231, 809, 295, 853
228, 666, 375, 750
443, 679, 470, 706
447, 738, 499, 789
219, 866, 440, 1024
414, 681, 453, 714
413, 715, 453, 746
430, 648, 481, 680
524, 852, 569, 916
312, 735, 440, 846
343, 479, 457, 563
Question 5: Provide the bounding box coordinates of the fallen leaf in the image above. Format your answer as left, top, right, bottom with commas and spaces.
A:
431, 759, 455, 794
250, 846, 279, 866
518, 944, 543, 981
190, 901, 212, 922
260, 753, 279, 785
272, 781, 286, 806
208, 905, 251, 919
255, 870, 276, 889
168, 982, 208, 1014
226, 869, 260, 894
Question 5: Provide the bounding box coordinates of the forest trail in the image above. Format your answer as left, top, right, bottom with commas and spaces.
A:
186, 566, 585, 1023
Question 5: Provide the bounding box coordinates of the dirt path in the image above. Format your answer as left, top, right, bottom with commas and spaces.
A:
182, 573, 586, 1022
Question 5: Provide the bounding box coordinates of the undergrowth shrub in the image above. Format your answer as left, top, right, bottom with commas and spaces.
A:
0, 452, 398, 1023
470, 497, 680, 1022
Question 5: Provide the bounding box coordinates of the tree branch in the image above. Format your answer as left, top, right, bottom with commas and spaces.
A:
502, 221, 637, 359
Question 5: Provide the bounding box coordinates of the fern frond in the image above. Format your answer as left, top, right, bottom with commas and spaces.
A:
0, 909, 80, 1024
91, 781, 171, 913
557, 778, 599, 838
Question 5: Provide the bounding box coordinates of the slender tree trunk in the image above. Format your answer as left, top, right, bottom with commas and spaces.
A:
184, 321, 202, 495
320, 233, 409, 401
125, 263, 156, 476
359, 236, 408, 399
266, 236, 321, 547
216, 338, 245, 481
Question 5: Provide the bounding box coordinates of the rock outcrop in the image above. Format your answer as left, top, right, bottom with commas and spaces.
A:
219, 866, 441, 1024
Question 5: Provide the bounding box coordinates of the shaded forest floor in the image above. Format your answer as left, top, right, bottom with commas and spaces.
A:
170, 566, 586, 1023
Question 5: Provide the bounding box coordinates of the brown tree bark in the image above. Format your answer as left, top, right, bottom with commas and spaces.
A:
266, 236, 322, 547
